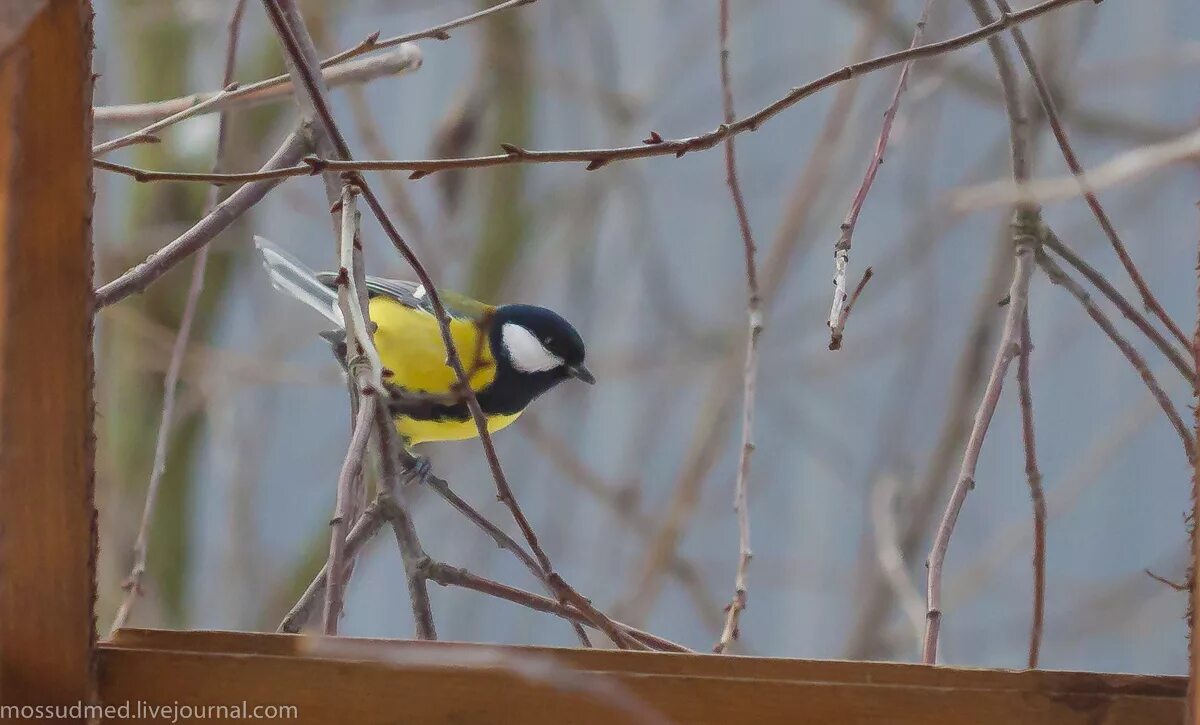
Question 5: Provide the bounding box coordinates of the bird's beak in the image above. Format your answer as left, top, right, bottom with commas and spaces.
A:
568, 364, 596, 385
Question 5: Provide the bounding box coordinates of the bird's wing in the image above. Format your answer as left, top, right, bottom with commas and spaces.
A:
315, 273, 493, 322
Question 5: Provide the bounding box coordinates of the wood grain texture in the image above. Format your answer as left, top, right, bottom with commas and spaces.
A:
0, 0, 96, 716
103, 630, 1183, 724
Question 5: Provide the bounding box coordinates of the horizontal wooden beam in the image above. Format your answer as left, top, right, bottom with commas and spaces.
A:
103, 630, 1183, 724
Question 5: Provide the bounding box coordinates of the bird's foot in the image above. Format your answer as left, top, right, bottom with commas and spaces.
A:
404, 453, 433, 486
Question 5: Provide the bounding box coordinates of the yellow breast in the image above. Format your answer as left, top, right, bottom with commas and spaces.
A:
395, 410, 522, 445
369, 296, 515, 445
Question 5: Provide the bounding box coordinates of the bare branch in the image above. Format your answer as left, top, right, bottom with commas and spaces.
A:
319, 0, 537, 69
321, 183, 388, 636
953, 126, 1200, 210
93, 83, 240, 156
830, 267, 875, 351
1017, 311, 1045, 668
322, 385, 375, 634
94, 0, 1093, 187
834, 0, 1182, 145
1038, 246, 1195, 465
96, 0, 525, 131
828, 0, 933, 349
1146, 568, 1188, 592
1041, 234, 1195, 383
278, 502, 388, 634
990, 0, 1190, 351
923, 209, 1039, 664
374, 412, 437, 641
413, 465, 591, 646
967, 0, 1043, 670
712, 0, 762, 656
420, 562, 687, 653
518, 416, 726, 635
94, 45, 422, 128
94, 128, 309, 308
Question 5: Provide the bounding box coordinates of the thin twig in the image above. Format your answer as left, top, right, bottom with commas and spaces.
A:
321, 182, 384, 635
94, 128, 309, 308
420, 562, 687, 653
413, 464, 591, 646
319, 0, 537, 70
278, 502, 387, 633
923, 209, 1039, 664
828, 0, 934, 349
108, 0, 249, 635
1145, 568, 1188, 592
946, 400, 1155, 609
92, 83, 240, 156
93, 158, 303, 185
990, 0, 1190, 351
95, 0, 529, 130
94, 0, 1091, 187
322, 387, 375, 634
1038, 246, 1195, 464
518, 416, 726, 634
952, 126, 1200, 210
838, 0, 1182, 144
1017, 312, 1045, 668
374, 407, 436, 640
1040, 231, 1194, 384
94, 45, 423, 128
830, 267, 875, 350
333, 188, 384, 388
712, 0, 761, 656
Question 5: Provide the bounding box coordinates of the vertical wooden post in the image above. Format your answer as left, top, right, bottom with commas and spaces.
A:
0, 1, 96, 718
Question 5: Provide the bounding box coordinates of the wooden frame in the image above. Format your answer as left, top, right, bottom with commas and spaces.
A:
101, 629, 1183, 724
0, 3, 1186, 723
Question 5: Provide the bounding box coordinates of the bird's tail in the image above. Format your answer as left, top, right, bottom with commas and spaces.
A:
254, 235, 344, 327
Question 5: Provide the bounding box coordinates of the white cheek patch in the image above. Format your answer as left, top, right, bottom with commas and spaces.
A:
501, 322, 564, 373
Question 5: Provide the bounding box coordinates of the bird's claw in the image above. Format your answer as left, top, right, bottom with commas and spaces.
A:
405, 454, 433, 485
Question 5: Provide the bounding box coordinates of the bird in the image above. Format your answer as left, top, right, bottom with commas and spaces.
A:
254, 236, 594, 445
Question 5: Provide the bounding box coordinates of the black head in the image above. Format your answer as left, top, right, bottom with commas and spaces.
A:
489, 304, 594, 386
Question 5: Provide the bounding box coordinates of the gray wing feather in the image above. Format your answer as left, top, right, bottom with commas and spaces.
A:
315, 272, 492, 322
314, 272, 434, 312
256, 235, 344, 326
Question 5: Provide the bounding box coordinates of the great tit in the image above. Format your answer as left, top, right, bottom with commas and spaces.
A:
255, 236, 594, 444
